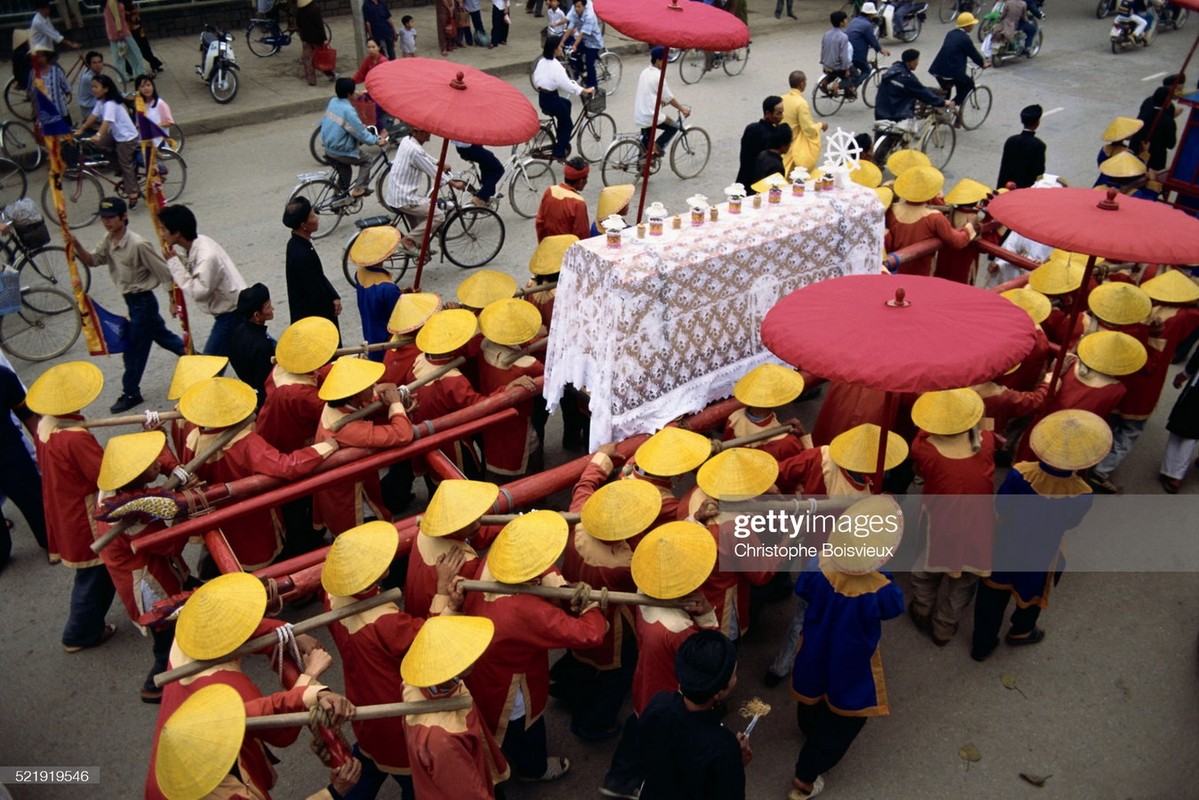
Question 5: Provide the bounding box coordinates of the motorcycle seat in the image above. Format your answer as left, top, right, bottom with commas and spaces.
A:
201, 31, 218, 48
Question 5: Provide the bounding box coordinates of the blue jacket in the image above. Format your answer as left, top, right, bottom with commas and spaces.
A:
874, 61, 946, 121
320, 96, 378, 159
847, 16, 883, 64
928, 28, 985, 80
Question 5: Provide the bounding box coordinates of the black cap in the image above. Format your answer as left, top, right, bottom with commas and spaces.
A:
1020, 104, 1043, 125
675, 630, 737, 703
98, 196, 127, 218
237, 283, 271, 317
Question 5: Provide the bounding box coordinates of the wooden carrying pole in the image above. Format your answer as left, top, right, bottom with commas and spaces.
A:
328, 356, 466, 433
68, 410, 183, 430
714, 424, 793, 451
476, 511, 580, 525
245, 696, 473, 729
155, 589, 403, 687
514, 281, 557, 297
457, 579, 689, 609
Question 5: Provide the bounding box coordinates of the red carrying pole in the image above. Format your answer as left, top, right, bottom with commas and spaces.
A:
411, 137, 450, 291
203, 530, 243, 574
425, 449, 467, 481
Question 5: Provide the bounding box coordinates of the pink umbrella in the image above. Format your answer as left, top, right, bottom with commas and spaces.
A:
365, 58, 540, 289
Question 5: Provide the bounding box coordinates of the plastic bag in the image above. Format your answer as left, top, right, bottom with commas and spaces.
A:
3, 198, 43, 226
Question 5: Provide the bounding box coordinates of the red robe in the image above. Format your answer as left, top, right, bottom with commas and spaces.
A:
95, 493, 189, 628
408, 354, 496, 474
1116, 307, 1199, 419
997, 325, 1052, 392
977, 381, 1048, 434
619, 465, 680, 532
475, 340, 545, 476
777, 446, 872, 500
1014, 362, 1126, 462
36, 416, 103, 568
257, 367, 324, 453
631, 604, 718, 715
401, 680, 509, 800
382, 337, 421, 386
910, 430, 995, 575
722, 408, 807, 461
404, 532, 487, 620
534, 184, 590, 242
811, 383, 917, 448
523, 280, 556, 330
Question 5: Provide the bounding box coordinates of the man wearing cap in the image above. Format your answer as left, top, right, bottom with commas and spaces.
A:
228, 283, 277, 407
847, 5, 889, 92
283, 196, 343, 334
723, 364, 811, 461
477, 299, 546, 480
875, 49, 954, 131
996, 105, 1047, 189
349, 229, 403, 360
736, 96, 784, 190
929, 13, 988, 109
628, 426, 711, 530
535, 156, 591, 242
525, 235, 573, 330
782, 70, 826, 174
590, 184, 635, 237
71, 196, 187, 414
0, 364, 48, 570
159, 205, 248, 360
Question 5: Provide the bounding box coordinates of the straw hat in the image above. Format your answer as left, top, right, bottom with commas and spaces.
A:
1029, 409, 1112, 471
420, 479, 499, 537
849, 160, 883, 189
276, 317, 339, 375
894, 165, 944, 204
176, 572, 266, 661
631, 521, 717, 600
321, 520, 400, 597
387, 292, 442, 335
178, 377, 256, 428
1001, 287, 1051, 324
696, 447, 778, 500
98, 430, 166, 492
597, 184, 635, 220
487, 510, 569, 584
910, 388, 984, 436
1099, 151, 1147, 179
825, 495, 904, 575
956, 11, 979, 26
416, 308, 479, 355
579, 478, 662, 541
456, 270, 517, 309
349, 226, 401, 268
634, 427, 712, 477
479, 298, 542, 346
1087, 282, 1151, 326
318, 356, 386, 402
1141, 269, 1199, 304
155, 684, 245, 800
167, 355, 229, 401
1101, 116, 1143, 143
944, 178, 991, 206
884, 148, 931, 177
1028, 259, 1084, 296
1076, 330, 1147, 376
25, 361, 103, 416
529, 234, 578, 276
874, 186, 894, 210
828, 423, 909, 473
401, 615, 496, 688
734, 363, 805, 408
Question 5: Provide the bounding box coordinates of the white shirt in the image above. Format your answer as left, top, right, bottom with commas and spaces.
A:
30, 11, 64, 51
532, 57, 584, 95
546, 6, 568, 34
166, 234, 247, 316
634, 65, 673, 128
494, 0, 508, 10
385, 136, 451, 209
100, 99, 139, 143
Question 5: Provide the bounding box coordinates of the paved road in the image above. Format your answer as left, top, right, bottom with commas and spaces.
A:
2, 2, 1198, 799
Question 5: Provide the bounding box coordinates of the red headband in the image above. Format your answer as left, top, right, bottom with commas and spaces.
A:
564, 162, 590, 182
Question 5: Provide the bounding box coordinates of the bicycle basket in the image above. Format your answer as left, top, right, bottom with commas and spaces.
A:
14, 220, 50, 250
583, 92, 607, 115
0, 272, 22, 316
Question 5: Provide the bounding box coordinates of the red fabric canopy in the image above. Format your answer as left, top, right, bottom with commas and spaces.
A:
986, 187, 1199, 265
365, 58, 540, 146
761, 275, 1038, 393
593, 0, 749, 50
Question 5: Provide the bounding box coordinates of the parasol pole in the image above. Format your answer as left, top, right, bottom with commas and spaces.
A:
635, 44, 671, 224
871, 391, 898, 495
1043, 253, 1099, 408
412, 136, 450, 292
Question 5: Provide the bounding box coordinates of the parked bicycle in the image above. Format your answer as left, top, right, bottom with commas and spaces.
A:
1, 210, 87, 299
812, 54, 883, 117
0, 158, 27, 209
245, 13, 333, 57
872, 102, 956, 170
0, 120, 43, 171
0, 221, 81, 362
600, 111, 711, 187
525, 92, 616, 165
4, 51, 127, 122
40, 141, 187, 229
678, 45, 750, 85
527, 46, 623, 97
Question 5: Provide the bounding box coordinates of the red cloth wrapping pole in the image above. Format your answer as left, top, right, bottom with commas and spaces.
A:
203, 530, 243, 573
424, 449, 468, 481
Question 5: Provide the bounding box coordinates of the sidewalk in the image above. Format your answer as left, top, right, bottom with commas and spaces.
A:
129, 0, 829, 136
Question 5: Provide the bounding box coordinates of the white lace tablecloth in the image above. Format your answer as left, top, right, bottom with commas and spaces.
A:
544, 184, 885, 449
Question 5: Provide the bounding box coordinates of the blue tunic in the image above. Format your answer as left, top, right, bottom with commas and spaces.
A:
355, 278, 401, 362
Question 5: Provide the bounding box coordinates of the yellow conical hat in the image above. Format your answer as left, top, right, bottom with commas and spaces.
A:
321, 520, 400, 597
529, 234, 578, 276
1101, 116, 1143, 143
25, 361, 103, 416
631, 521, 717, 600
943, 178, 991, 206
1077, 330, 1147, 376
1001, 287, 1051, 324
874, 186, 894, 210
275, 317, 339, 375
696, 447, 778, 499
910, 388, 984, 436
349, 226, 401, 267
734, 363, 805, 408
387, 292, 442, 335
178, 377, 256, 428
825, 495, 904, 575
457, 270, 517, 310
1029, 409, 1112, 471
894, 165, 944, 204
1142, 269, 1199, 304
849, 160, 883, 189
402, 615, 496, 688
176, 573, 266, 661
580, 479, 662, 542
1099, 151, 1147, 179
885, 148, 931, 177
479, 298, 542, 346
634, 427, 712, 477
155, 684, 246, 800
487, 510, 569, 584
1028, 258, 1085, 296
415, 309, 479, 355
98, 430, 166, 491
828, 423, 909, 473
420, 479, 499, 537
597, 184, 635, 220
1087, 282, 1151, 326
167, 355, 228, 401
318, 356, 386, 402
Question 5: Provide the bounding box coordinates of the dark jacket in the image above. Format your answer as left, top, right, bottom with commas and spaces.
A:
996, 129, 1046, 189
847, 15, 883, 64
929, 28, 985, 80
1132, 97, 1178, 171
228, 320, 276, 407
296, 1, 327, 45
736, 120, 775, 188
637, 691, 745, 800
751, 150, 786, 190
1167, 343, 1199, 439
875, 61, 945, 122
285, 234, 341, 332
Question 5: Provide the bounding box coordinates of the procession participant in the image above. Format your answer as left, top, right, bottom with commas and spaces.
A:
1028, 252, 1091, 346
401, 615, 510, 800
313, 356, 415, 536
179, 377, 336, 571
1095, 116, 1146, 186
599, 521, 718, 800
349, 228, 403, 361
723, 363, 811, 461
228, 283, 277, 407
525, 234, 574, 330
464, 511, 608, 782
477, 298, 546, 481
907, 389, 993, 646
258, 317, 340, 455
26, 362, 116, 651
936, 178, 990, 284
589, 183, 634, 237
882, 148, 930, 181
0, 363, 48, 568
973, 369, 1048, 439
1161, 339, 1199, 493
284, 197, 343, 334
381, 292, 441, 385
997, 287, 1053, 392
457, 269, 518, 313
534, 156, 591, 242
626, 426, 712, 529
145, 572, 355, 800
322, 521, 466, 799
162, 355, 228, 462
885, 165, 974, 277
406, 479, 497, 619
1082, 281, 1152, 341
789, 496, 904, 800
972, 411, 1108, 661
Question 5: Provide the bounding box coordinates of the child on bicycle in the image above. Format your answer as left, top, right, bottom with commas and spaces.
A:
545, 0, 568, 42
134, 74, 173, 149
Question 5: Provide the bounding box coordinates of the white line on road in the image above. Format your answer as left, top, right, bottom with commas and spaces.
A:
1042, 107, 1065, 117
1143, 71, 1171, 81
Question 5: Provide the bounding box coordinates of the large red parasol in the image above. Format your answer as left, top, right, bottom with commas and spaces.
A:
365, 59, 540, 289
592, 0, 748, 221
761, 274, 1037, 490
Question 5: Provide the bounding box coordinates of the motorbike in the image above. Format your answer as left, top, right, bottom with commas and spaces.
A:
1110, 7, 1157, 51
1157, 1, 1189, 30
874, 0, 928, 42
978, 4, 1044, 64
196, 25, 240, 104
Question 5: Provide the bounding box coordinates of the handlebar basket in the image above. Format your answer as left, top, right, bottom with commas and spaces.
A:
0, 271, 23, 316
14, 220, 50, 250
583, 91, 606, 114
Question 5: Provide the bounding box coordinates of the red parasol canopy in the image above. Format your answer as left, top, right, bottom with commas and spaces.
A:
761, 275, 1038, 394
364, 58, 540, 146
986, 187, 1199, 265
593, 0, 749, 50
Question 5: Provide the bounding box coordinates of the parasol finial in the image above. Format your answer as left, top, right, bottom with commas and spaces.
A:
666, 0, 684, 9
1097, 188, 1120, 212
886, 287, 909, 308
449, 72, 467, 91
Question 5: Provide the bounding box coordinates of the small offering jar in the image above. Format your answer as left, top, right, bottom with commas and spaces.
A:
646, 203, 667, 236
768, 186, 783, 204
752, 194, 762, 209
789, 168, 809, 197
601, 215, 625, 249
687, 195, 709, 226
821, 175, 835, 191
724, 183, 746, 214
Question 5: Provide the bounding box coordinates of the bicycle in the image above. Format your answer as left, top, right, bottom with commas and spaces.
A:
0, 230, 81, 362
811, 54, 884, 117
945, 65, 991, 131
678, 45, 750, 85
40, 141, 188, 229
600, 111, 711, 187
245, 13, 333, 58
290, 132, 402, 241
0, 120, 44, 171
938, 0, 979, 23
0, 158, 27, 209
1, 212, 89, 302
4, 51, 127, 122
527, 46, 623, 97
525, 92, 616, 165
872, 102, 956, 170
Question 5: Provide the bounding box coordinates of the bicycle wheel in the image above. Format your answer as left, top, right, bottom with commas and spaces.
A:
576, 113, 616, 164
899, 14, 923, 42
341, 229, 410, 287
0, 158, 27, 208
0, 290, 81, 362
861, 68, 883, 108
3, 77, 34, 122
602, 139, 646, 187
17, 246, 90, 302
1175, 7, 1189, 27
958, 85, 992, 130
1, 121, 43, 171
100, 63, 128, 93
310, 126, 328, 164
939, 0, 958, 23
679, 50, 708, 85
597, 52, 623, 96
920, 121, 956, 170
164, 123, 185, 154
148, 151, 188, 203
811, 80, 845, 118
41, 170, 104, 229
976, 17, 994, 41
291, 178, 345, 239
670, 127, 711, 180
527, 124, 556, 159
722, 45, 749, 77
1096, 0, 1114, 17
508, 159, 556, 219
246, 21, 282, 57
440, 206, 505, 269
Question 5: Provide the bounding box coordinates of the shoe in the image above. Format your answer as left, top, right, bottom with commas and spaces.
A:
970, 642, 997, 662
599, 782, 641, 799
932, 633, 951, 647
1086, 471, 1120, 494
140, 685, 163, 704
788, 775, 825, 800
908, 603, 932, 633
787, 11, 798, 17
110, 393, 144, 414
763, 669, 785, 688
1005, 628, 1045, 647
330, 194, 353, 210
64, 623, 117, 653
1161, 474, 1183, 494
350, 187, 372, 199
517, 756, 570, 782
775, 11, 782, 17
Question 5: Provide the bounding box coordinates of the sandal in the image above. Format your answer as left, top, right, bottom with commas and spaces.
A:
788, 775, 825, 800
1005, 628, 1045, 647
519, 756, 570, 781
64, 623, 117, 653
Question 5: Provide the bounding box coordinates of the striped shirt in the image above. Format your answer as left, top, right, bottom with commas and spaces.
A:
385, 135, 450, 209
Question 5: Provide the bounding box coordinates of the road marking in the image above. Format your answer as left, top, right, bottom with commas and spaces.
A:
1143, 70, 1170, 81
1042, 107, 1064, 117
